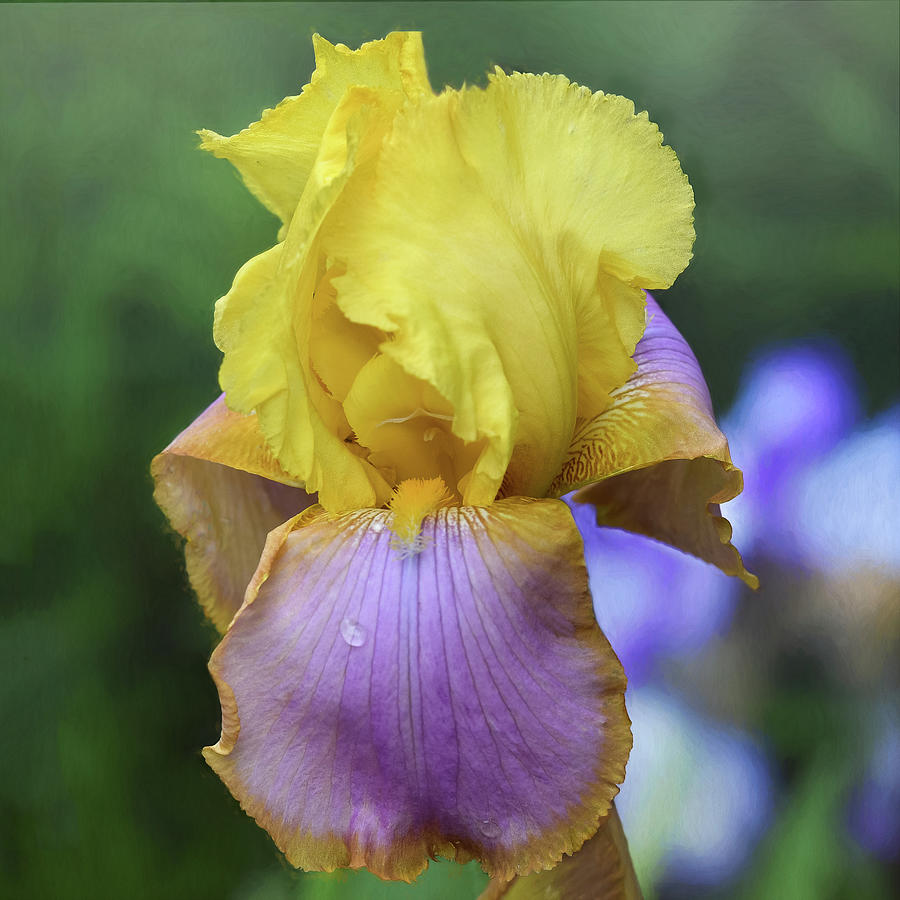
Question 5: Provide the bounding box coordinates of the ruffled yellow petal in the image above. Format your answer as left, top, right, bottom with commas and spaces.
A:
480, 805, 642, 899
325, 71, 694, 506
213, 84, 401, 510
198, 32, 430, 228
308, 272, 384, 403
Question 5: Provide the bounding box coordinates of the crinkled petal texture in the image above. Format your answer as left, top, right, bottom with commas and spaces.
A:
550, 294, 755, 586
326, 70, 694, 506
151, 395, 313, 631
198, 32, 431, 229
479, 804, 642, 899
204, 498, 631, 881
213, 50, 694, 512
212, 84, 401, 512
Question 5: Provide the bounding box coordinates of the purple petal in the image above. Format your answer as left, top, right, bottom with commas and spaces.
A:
204, 499, 631, 881
558, 294, 755, 585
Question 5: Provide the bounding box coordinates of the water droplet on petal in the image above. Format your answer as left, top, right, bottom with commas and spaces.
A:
340, 617, 366, 647
479, 818, 501, 839
371, 520, 384, 534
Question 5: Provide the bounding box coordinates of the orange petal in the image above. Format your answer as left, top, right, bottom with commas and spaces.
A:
151, 395, 313, 631
551, 295, 755, 585
479, 805, 642, 899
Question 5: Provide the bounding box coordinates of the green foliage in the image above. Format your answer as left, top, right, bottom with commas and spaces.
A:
1, 2, 896, 898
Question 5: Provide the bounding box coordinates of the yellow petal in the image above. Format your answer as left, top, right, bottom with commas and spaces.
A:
342, 353, 484, 494
198, 32, 430, 228
213, 84, 402, 510
325, 71, 694, 505
308, 269, 384, 403
480, 805, 642, 900
552, 295, 756, 585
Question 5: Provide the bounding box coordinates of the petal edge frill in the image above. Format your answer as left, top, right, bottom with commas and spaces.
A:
198, 32, 431, 229
203, 498, 631, 881
326, 72, 694, 505
151, 395, 313, 631
550, 295, 756, 586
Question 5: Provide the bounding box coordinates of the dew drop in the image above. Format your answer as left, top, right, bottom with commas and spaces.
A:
479, 818, 501, 839
371, 520, 384, 534
340, 617, 366, 647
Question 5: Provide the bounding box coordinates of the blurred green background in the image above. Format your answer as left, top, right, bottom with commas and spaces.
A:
2, 2, 897, 898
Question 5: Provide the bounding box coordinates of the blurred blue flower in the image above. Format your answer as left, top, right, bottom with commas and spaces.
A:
571, 341, 866, 686
569, 500, 737, 685
617, 686, 773, 887
722, 342, 861, 564
569, 340, 899, 891
789, 406, 900, 576
848, 704, 900, 860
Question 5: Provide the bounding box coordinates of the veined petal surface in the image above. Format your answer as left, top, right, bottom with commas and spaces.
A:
480, 804, 642, 899
551, 294, 755, 585
198, 32, 430, 228
204, 498, 631, 881
151, 395, 313, 631
326, 71, 694, 505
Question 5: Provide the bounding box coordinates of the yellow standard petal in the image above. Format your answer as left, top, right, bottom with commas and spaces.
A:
324, 71, 694, 506
207, 37, 694, 513
198, 32, 431, 229
213, 81, 405, 511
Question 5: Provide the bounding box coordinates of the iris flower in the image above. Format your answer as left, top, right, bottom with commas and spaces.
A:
152, 32, 753, 892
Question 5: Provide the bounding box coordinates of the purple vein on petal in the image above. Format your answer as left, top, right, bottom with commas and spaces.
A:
203, 498, 630, 880
459, 512, 568, 789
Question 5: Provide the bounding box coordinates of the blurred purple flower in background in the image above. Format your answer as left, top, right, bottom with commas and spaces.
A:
569, 501, 738, 686
564, 509, 769, 889
722, 342, 861, 565
613, 686, 772, 888
571, 338, 899, 889
848, 706, 900, 861
790, 406, 900, 577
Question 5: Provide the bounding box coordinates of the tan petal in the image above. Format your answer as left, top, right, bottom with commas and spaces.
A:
480, 804, 642, 899
151, 395, 313, 631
